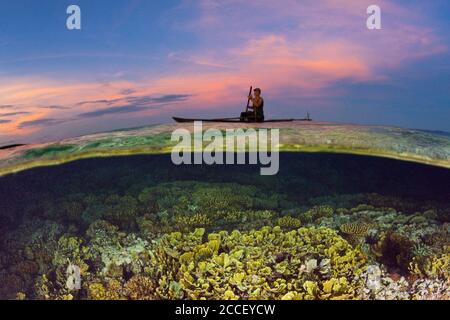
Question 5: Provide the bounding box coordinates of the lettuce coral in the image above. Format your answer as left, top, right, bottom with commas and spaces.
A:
141, 226, 367, 300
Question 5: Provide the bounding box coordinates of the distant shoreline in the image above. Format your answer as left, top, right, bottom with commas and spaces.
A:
0, 144, 27, 150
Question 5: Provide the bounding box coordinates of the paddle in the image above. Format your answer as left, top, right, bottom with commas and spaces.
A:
245, 86, 253, 113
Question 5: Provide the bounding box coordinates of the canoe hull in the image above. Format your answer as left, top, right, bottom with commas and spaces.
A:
172, 117, 310, 123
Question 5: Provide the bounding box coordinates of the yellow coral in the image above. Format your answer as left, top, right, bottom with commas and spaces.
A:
340, 222, 373, 236
340, 222, 374, 245
409, 253, 450, 279
88, 283, 107, 300
144, 226, 367, 300
88, 280, 123, 300
15, 292, 26, 300
124, 275, 155, 300
276, 216, 301, 229
175, 213, 212, 231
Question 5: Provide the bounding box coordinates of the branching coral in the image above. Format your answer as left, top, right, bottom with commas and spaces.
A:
174, 213, 212, 231
409, 253, 450, 279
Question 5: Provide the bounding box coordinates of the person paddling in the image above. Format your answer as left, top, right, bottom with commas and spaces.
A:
173, 86, 312, 123
241, 88, 265, 122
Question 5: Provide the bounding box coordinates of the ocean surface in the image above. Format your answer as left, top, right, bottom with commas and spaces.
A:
0, 152, 449, 300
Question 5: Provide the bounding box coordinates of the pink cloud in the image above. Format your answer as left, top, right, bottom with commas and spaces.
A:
1, 0, 447, 143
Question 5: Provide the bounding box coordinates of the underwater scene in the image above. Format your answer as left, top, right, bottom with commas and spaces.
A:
0, 152, 449, 300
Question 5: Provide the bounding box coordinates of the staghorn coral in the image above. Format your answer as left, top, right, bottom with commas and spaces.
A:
411, 243, 433, 258
218, 209, 244, 224
174, 213, 212, 231
191, 185, 255, 214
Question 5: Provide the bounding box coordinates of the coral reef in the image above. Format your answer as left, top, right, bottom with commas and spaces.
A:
276, 216, 302, 230
174, 213, 212, 231
0, 172, 448, 300
151, 226, 367, 299
339, 222, 374, 245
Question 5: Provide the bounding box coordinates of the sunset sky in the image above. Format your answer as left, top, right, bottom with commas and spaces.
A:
0, 0, 449, 144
